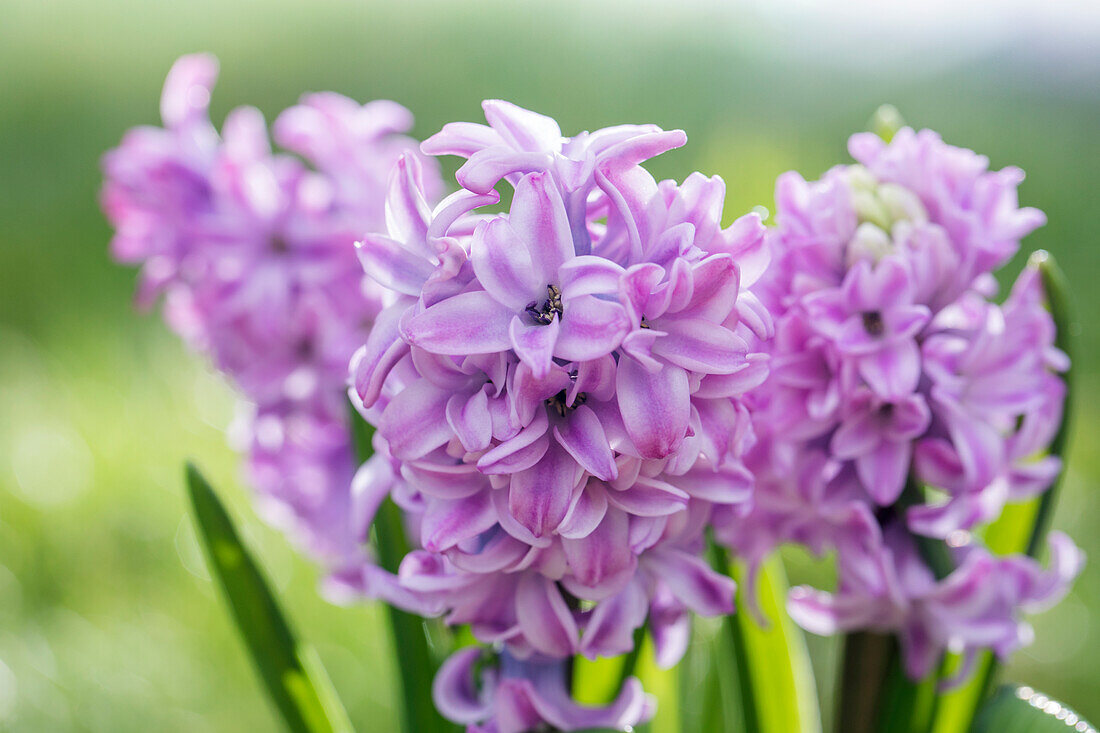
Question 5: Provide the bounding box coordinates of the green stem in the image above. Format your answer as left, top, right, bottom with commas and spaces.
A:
838, 632, 895, 733
838, 633, 938, 733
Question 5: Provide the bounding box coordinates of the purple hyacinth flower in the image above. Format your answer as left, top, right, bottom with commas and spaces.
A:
788, 516, 1084, 680
830, 390, 930, 505
401, 172, 632, 377
104, 54, 442, 564
804, 256, 930, 399
433, 648, 653, 733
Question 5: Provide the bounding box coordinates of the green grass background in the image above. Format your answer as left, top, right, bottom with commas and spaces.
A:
0, 1, 1097, 730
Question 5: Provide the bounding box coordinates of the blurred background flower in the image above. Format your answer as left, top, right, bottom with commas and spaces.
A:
0, 0, 1097, 730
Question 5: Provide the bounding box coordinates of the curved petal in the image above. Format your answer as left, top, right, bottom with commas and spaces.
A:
605, 477, 689, 517
558, 482, 609, 539
579, 578, 648, 659
830, 410, 880, 459
477, 410, 551, 474
421, 491, 497, 552
859, 340, 921, 399
516, 574, 579, 657
650, 317, 745, 374
617, 358, 690, 459
508, 442, 581, 538
856, 440, 911, 505
432, 648, 492, 725
446, 389, 493, 452
384, 154, 431, 249
471, 218, 540, 310
552, 405, 617, 481
379, 379, 453, 460
511, 172, 574, 283
561, 508, 635, 594
510, 315, 560, 380
403, 290, 513, 355
482, 100, 563, 152
646, 549, 736, 616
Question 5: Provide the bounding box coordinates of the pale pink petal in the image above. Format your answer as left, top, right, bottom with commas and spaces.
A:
508, 443, 582, 538
379, 380, 453, 460
471, 218, 541, 310
552, 405, 617, 481
511, 172, 574, 283
646, 549, 736, 616
403, 291, 513, 355
617, 358, 690, 459
510, 315, 560, 380
446, 390, 493, 453
859, 340, 922, 399
516, 573, 579, 657
650, 317, 746, 374
421, 491, 497, 552
857, 440, 911, 505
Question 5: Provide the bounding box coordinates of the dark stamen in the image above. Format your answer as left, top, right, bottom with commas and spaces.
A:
546, 389, 586, 418
271, 236, 289, 254
525, 284, 564, 325
862, 311, 885, 336
639, 316, 651, 329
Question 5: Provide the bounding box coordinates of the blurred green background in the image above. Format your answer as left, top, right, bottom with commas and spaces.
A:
1, 1, 1097, 730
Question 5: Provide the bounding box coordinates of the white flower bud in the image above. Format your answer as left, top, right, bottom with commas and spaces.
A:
878, 183, 928, 224
846, 222, 893, 266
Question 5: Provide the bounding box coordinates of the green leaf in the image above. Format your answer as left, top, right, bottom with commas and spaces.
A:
731, 555, 822, 733
572, 625, 646, 707
970, 685, 1094, 733
185, 463, 352, 733
347, 404, 456, 733
708, 544, 821, 733
1026, 250, 1075, 558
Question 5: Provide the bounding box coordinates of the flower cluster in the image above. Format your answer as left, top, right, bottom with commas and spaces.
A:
107, 66, 1084, 726
717, 127, 1083, 678
345, 101, 771, 730
102, 55, 440, 561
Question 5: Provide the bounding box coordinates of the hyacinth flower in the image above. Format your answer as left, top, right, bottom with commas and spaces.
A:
717, 121, 1083, 706
787, 510, 1084, 681
107, 72, 1091, 733
433, 647, 653, 733
102, 54, 441, 561
342, 100, 772, 730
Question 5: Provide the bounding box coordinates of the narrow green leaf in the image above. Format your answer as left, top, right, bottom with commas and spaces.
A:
1026, 250, 1075, 558
731, 555, 822, 733
347, 404, 456, 733
636, 631, 680, 733
970, 685, 1094, 733
185, 463, 352, 733
572, 625, 646, 707
707, 543, 821, 733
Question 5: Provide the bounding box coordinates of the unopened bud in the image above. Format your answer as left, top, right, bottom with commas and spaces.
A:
847, 222, 893, 266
